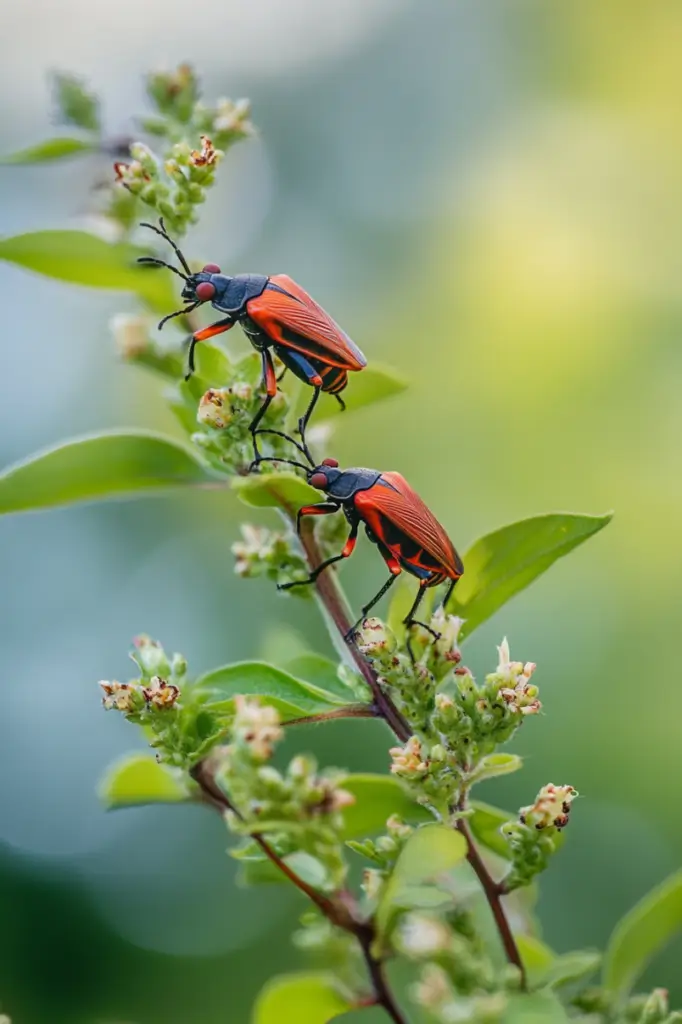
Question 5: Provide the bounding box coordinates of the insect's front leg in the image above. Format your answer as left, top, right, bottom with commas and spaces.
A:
185, 317, 235, 381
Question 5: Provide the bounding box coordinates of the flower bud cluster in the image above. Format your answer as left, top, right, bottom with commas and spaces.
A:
356, 620, 542, 811
99, 637, 224, 768
501, 784, 577, 891
111, 64, 253, 235
346, 815, 413, 903
232, 523, 311, 592
573, 985, 682, 1022
399, 910, 516, 1020
188, 353, 294, 474
217, 700, 354, 889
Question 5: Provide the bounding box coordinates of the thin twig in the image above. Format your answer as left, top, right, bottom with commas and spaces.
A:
455, 814, 526, 988
192, 758, 409, 1021
283, 704, 380, 727
296, 518, 411, 742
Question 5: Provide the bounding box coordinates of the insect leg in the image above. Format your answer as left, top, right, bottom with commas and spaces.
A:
441, 577, 459, 611
403, 582, 440, 663
346, 573, 399, 641
185, 317, 234, 381
296, 502, 341, 535
278, 512, 357, 592
252, 351, 309, 460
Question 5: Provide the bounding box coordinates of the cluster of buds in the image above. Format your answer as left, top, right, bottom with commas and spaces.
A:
412, 964, 507, 1024
490, 638, 541, 716
100, 676, 179, 713
575, 986, 682, 1023
217, 711, 354, 889
230, 695, 283, 762
231, 523, 310, 592
189, 358, 294, 474
519, 783, 577, 831
399, 912, 503, 1009
500, 784, 577, 892
110, 65, 253, 235
347, 815, 413, 901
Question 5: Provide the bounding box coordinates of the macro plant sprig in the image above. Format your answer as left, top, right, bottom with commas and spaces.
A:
1, 65, 682, 1024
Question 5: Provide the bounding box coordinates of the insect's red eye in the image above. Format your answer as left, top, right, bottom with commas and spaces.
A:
309, 472, 328, 490
322, 458, 339, 468
196, 281, 216, 301
202, 263, 221, 274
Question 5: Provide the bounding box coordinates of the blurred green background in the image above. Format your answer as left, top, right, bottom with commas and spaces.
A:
2, 2, 682, 1021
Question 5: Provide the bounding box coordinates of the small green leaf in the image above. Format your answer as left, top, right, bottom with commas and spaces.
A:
376, 825, 467, 936
99, 754, 190, 809
53, 72, 100, 132
469, 753, 523, 785
294, 364, 407, 421
0, 137, 94, 164
253, 973, 352, 1024
284, 654, 357, 703
0, 431, 218, 515
341, 774, 432, 839
232, 471, 322, 512
503, 991, 568, 1022
238, 851, 328, 889
468, 801, 514, 859
544, 949, 601, 988
0, 230, 178, 314
193, 661, 349, 715
448, 512, 613, 639
603, 868, 682, 997
516, 933, 555, 988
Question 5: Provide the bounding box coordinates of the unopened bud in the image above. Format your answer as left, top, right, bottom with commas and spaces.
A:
110, 313, 150, 360
399, 914, 451, 957
198, 388, 233, 429
130, 635, 171, 678
354, 617, 397, 657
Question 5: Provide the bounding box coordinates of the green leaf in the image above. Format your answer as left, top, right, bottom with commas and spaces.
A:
294, 364, 407, 421
0, 230, 178, 313
284, 654, 357, 703
469, 753, 523, 785
516, 934, 555, 988
503, 991, 568, 1022
543, 950, 601, 988
238, 851, 329, 889
253, 973, 352, 1024
193, 661, 350, 716
376, 825, 467, 936
99, 754, 190, 809
232, 471, 323, 512
447, 512, 613, 639
0, 137, 94, 164
341, 775, 432, 840
468, 801, 514, 859
0, 431, 218, 515
603, 868, 682, 997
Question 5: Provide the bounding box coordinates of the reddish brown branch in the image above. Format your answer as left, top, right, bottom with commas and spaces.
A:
283, 704, 380, 727
297, 519, 411, 743
455, 815, 526, 988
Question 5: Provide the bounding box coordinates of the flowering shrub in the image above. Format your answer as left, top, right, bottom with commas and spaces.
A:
1, 65, 681, 1024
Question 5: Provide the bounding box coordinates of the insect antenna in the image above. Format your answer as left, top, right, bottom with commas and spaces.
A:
139, 218, 193, 276
158, 302, 200, 331
137, 256, 189, 283
256, 455, 313, 473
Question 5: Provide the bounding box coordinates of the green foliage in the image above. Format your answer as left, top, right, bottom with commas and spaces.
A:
448, 512, 613, 638
99, 753, 191, 809
0, 431, 217, 515
0, 137, 94, 164
603, 869, 682, 998
6, 59, 676, 1024
0, 230, 176, 312
376, 825, 467, 937
253, 973, 352, 1023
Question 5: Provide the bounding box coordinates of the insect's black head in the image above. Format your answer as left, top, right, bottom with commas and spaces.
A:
181, 265, 231, 306
136, 219, 233, 330
308, 458, 341, 493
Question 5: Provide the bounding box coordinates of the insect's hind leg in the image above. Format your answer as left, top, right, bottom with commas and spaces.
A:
403, 582, 441, 663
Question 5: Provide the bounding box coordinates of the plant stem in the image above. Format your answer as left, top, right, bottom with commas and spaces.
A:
296, 518, 411, 742
192, 757, 408, 1022
283, 704, 381, 727
455, 805, 526, 988
356, 926, 408, 1024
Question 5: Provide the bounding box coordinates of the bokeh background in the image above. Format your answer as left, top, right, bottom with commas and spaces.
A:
2, 2, 682, 1021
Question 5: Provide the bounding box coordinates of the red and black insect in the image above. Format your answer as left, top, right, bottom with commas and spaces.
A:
272, 455, 464, 660
137, 220, 366, 464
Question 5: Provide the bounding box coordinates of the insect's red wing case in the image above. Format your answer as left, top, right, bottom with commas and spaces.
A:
355, 473, 463, 579
246, 275, 366, 370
